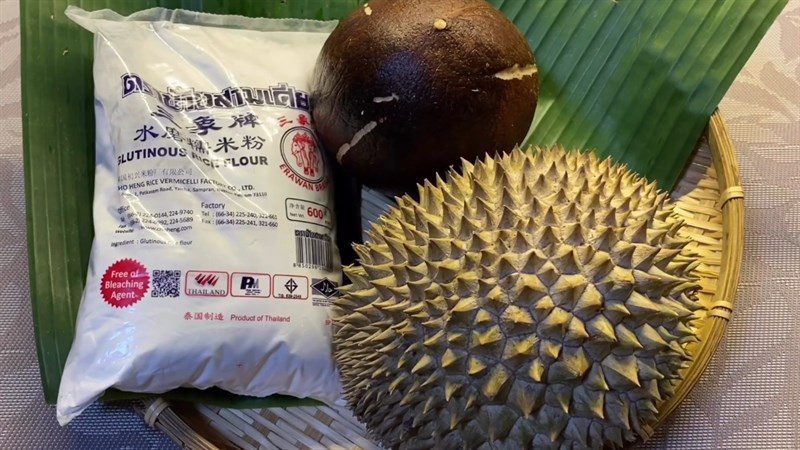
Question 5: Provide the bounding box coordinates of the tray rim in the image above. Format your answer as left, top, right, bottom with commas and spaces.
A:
649, 110, 744, 432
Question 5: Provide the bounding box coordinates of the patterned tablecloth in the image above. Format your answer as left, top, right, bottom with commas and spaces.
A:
1, 1, 797, 448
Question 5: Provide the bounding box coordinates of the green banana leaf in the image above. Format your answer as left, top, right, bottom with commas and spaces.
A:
500, 0, 788, 187
23, 0, 785, 407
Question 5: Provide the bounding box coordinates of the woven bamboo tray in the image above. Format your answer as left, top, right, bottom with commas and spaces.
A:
137, 111, 744, 449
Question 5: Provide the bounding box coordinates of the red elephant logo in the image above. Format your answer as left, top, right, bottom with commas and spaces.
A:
280, 126, 325, 186
291, 132, 320, 178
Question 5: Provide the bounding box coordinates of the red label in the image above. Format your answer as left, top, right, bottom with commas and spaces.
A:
101, 259, 150, 308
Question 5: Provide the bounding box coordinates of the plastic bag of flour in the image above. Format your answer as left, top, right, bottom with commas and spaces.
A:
58, 7, 342, 424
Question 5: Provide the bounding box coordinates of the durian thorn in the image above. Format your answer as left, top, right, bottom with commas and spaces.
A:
446, 331, 465, 344
588, 315, 617, 342
451, 297, 479, 313
398, 389, 417, 407
402, 342, 422, 356
467, 356, 487, 375
396, 322, 417, 336
388, 373, 408, 393
370, 366, 388, 379
615, 323, 643, 349
402, 302, 426, 315
603, 355, 641, 388
605, 301, 631, 317
472, 326, 503, 347
482, 366, 510, 399
503, 305, 534, 325
423, 330, 445, 347
566, 316, 589, 341
421, 370, 442, 388
514, 335, 538, 356
441, 348, 461, 368
422, 396, 437, 415
539, 339, 562, 360
444, 381, 462, 402
421, 317, 445, 328
474, 308, 493, 324
367, 328, 397, 342
534, 296, 555, 312
486, 286, 506, 304
586, 364, 610, 391
411, 354, 434, 374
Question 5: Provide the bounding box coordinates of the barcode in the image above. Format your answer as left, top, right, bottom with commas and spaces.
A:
295, 234, 333, 270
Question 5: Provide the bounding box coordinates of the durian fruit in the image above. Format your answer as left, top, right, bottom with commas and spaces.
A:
334, 147, 701, 449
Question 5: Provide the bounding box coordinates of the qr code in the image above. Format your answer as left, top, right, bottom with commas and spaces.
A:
151, 270, 181, 298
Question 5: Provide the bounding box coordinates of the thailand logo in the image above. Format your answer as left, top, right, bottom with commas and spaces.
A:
185, 270, 228, 297
195, 273, 220, 287
279, 126, 327, 191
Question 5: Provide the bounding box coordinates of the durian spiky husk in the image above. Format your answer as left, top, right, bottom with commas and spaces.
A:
334, 147, 702, 449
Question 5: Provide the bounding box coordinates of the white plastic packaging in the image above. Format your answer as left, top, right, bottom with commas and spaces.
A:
59, 7, 342, 425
